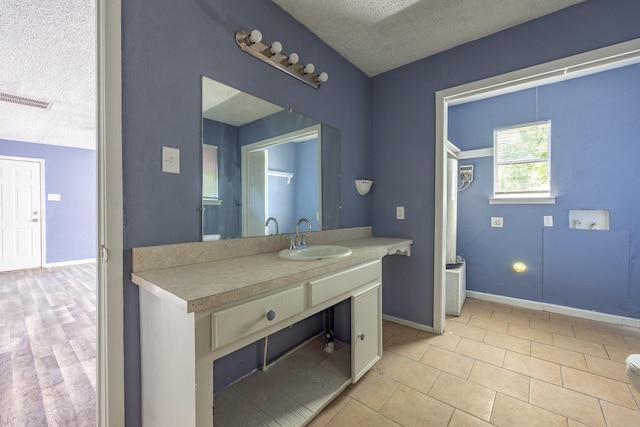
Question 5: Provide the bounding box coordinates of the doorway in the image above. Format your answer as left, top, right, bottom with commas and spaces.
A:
433, 38, 640, 334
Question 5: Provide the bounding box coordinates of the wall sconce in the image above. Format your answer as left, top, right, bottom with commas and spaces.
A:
355, 180, 373, 196
512, 262, 527, 273
235, 29, 329, 89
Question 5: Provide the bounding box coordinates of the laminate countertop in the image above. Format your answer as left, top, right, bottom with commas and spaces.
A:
131, 237, 412, 313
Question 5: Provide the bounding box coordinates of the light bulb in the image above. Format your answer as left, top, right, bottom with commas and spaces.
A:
317, 72, 328, 82
248, 29, 262, 44
304, 63, 315, 74
287, 53, 299, 65
513, 262, 527, 273
270, 41, 282, 55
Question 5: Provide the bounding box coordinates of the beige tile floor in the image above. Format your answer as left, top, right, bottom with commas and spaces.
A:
310, 298, 640, 427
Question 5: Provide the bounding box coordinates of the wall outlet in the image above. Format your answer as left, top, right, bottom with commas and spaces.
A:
396, 206, 405, 220
162, 146, 180, 174
47, 194, 61, 201
491, 217, 503, 228
544, 215, 553, 227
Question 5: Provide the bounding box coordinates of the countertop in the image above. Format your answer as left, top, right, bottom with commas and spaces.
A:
131, 237, 412, 313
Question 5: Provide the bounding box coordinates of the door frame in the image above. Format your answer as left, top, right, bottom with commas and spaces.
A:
433, 38, 640, 334
97, 0, 125, 425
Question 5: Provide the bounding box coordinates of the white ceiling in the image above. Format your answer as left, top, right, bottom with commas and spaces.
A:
0, 1, 584, 150
0, 0, 95, 150
273, 0, 585, 77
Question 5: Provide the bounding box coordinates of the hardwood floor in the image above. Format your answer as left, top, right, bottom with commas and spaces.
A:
0, 264, 96, 427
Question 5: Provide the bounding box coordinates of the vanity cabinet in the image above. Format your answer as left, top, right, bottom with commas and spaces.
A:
138, 259, 383, 427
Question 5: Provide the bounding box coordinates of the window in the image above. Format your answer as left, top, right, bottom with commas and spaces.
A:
494, 121, 550, 197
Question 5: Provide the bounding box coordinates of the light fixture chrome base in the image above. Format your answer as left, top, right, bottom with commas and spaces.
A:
235, 30, 324, 89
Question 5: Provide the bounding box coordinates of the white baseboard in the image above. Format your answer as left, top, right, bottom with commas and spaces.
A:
45, 258, 96, 268
383, 314, 434, 333
467, 291, 640, 329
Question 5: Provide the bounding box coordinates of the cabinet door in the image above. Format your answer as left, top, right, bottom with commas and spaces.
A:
351, 284, 382, 382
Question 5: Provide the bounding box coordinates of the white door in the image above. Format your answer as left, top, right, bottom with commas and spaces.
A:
0, 158, 43, 272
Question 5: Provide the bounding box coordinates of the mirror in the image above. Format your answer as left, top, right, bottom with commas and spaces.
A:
201, 76, 341, 240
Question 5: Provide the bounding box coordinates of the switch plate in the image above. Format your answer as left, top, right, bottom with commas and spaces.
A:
162, 146, 180, 174
396, 206, 405, 220
491, 217, 503, 228
544, 215, 554, 227
47, 194, 61, 201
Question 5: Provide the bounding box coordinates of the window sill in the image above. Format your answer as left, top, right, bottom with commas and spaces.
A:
489, 195, 555, 205
203, 198, 223, 206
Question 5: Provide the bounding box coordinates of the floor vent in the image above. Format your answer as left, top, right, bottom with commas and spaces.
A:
0, 92, 52, 109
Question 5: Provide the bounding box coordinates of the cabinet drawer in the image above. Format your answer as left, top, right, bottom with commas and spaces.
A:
309, 260, 381, 306
212, 285, 304, 349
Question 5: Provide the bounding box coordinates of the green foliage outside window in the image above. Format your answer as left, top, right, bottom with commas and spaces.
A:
494, 121, 550, 194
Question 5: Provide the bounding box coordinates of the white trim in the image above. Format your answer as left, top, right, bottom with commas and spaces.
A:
458, 148, 493, 159
434, 38, 640, 338
97, 0, 125, 425
489, 196, 556, 205
383, 314, 434, 334
45, 258, 96, 268
466, 291, 640, 329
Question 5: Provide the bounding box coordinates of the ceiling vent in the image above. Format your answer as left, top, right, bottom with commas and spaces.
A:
0, 92, 52, 109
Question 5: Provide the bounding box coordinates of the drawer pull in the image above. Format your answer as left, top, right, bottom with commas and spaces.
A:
267, 310, 276, 321
358, 333, 365, 341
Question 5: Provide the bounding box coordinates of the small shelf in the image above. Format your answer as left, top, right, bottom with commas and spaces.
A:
214, 336, 351, 426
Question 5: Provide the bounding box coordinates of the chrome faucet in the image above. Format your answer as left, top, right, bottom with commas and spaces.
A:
265, 217, 279, 235
294, 218, 312, 248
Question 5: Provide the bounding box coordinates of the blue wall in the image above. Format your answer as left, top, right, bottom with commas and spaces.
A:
448, 64, 640, 316
122, 0, 640, 423
0, 139, 96, 264
371, 0, 640, 327
121, 0, 371, 424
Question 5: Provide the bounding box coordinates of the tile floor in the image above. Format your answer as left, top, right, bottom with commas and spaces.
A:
310, 298, 640, 427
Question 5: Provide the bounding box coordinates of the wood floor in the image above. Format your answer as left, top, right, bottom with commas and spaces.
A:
0, 264, 96, 427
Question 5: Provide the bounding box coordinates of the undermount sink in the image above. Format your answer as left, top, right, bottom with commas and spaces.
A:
278, 245, 352, 261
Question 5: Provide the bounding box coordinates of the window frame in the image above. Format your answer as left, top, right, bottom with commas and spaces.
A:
492, 120, 552, 201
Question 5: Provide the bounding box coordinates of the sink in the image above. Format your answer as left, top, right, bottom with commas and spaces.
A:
278, 245, 352, 261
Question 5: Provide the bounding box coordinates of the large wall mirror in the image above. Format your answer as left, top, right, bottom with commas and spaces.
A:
201, 76, 341, 240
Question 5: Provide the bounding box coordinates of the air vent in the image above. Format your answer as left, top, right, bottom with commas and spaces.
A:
0, 92, 52, 109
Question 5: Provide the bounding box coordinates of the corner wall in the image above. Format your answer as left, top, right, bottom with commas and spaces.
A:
372, 0, 640, 326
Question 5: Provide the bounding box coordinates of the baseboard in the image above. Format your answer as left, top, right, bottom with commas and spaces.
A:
45, 258, 96, 268
467, 291, 640, 329
382, 314, 434, 333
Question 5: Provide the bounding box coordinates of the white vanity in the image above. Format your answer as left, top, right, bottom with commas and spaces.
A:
131, 227, 411, 427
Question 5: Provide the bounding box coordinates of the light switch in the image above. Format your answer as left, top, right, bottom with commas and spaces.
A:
48, 194, 61, 201
544, 215, 553, 227
396, 206, 405, 220
162, 146, 180, 174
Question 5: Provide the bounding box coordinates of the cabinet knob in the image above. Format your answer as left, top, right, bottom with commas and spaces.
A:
358, 333, 365, 341
267, 310, 276, 321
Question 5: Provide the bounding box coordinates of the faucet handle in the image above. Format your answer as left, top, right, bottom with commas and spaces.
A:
301, 234, 310, 247
285, 235, 296, 250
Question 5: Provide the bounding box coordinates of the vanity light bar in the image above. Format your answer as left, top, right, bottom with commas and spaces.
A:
235, 29, 328, 89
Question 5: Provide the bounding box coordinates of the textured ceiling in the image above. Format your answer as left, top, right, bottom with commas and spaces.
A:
1, 1, 585, 150
0, 0, 95, 150
273, 0, 585, 76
